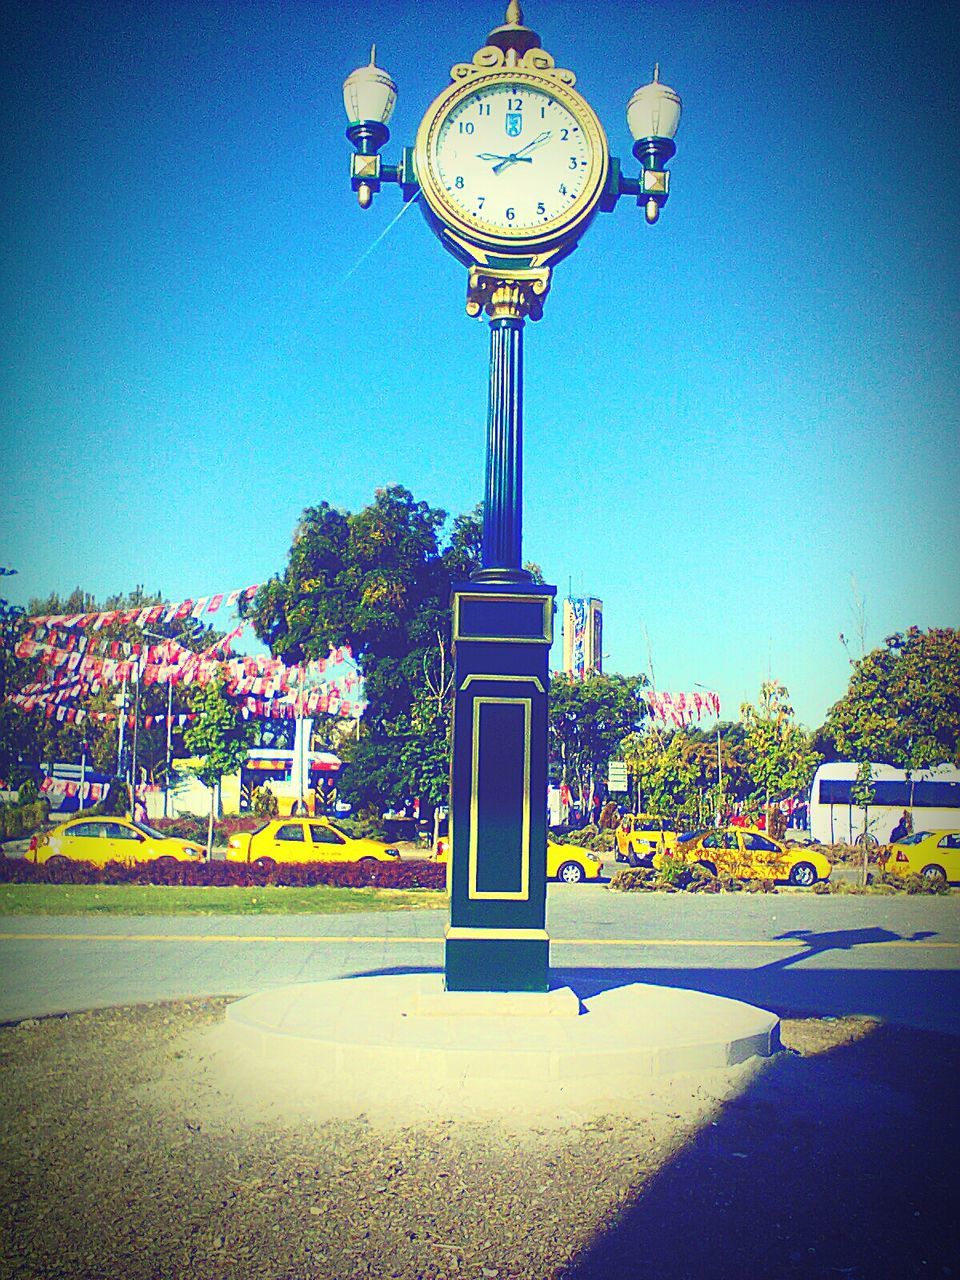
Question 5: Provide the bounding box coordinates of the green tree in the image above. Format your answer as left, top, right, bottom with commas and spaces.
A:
0, 584, 34, 785
549, 673, 648, 815
620, 729, 700, 822
14, 588, 224, 786
741, 680, 821, 829
247, 488, 485, 815
184, 670, 255, 855
824, 627, 960, 768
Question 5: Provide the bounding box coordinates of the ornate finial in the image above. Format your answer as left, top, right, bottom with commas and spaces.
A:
653, 62, 660, 81
487, 0, 541, 55
370, 44, 377, 64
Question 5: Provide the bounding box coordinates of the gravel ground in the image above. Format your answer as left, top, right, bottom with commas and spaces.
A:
0, 998, 958, 1280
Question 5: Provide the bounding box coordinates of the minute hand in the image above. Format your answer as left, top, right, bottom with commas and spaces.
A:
491, 130, 552, 175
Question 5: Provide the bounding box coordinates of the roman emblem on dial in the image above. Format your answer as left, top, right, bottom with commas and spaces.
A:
415, 72, 609, 251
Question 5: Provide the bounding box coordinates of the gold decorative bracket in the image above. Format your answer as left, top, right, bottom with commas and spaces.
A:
466, 266, 552, 321
450, 43, 576, 88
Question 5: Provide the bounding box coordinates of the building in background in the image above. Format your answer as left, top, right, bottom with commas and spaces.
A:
562, 597, 603, 677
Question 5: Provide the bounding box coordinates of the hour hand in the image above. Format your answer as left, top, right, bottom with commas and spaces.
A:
490, 153, 535, 174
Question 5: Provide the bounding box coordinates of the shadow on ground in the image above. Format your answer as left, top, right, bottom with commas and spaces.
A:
561, 1018, 960, 1280
348, 958, 960, 1278
348, 927, 960, 1038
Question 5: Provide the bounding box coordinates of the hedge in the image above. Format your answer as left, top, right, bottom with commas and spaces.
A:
0, 800, 51, 842
150, 815, 262, 846
0, 855, 447, 890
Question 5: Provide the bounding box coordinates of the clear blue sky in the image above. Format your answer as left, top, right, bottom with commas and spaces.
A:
2, 0, 958, 729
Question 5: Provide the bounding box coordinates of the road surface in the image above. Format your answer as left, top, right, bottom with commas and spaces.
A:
1, 884, 959, 1031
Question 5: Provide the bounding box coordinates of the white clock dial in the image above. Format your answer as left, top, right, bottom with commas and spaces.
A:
432, 83, 594, 235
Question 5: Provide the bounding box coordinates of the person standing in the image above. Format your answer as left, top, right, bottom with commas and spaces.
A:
890, 810, 911, 842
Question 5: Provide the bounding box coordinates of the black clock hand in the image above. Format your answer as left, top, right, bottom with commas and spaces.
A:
492, 131, 552, 174
477, 151, 533, 166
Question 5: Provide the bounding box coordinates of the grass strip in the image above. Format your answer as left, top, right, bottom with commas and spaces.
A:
0, 883, 445, 917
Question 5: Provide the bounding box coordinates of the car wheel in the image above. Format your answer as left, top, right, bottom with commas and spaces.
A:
359, 856, 379, 866
695, 860, 717, 877
789, 861, 817, 887
252, 856, 276, 872
854, 832, 879, 850
154, 856, 178, 869
557, 861, 585, 884
920, 864, 947, 886
45, 854, 69, 869
627, 851, 640, 868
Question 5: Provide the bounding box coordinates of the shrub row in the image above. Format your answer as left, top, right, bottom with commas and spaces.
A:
0, 799, 51, 841
150, 815, 262, 846
813, 872, 948, 896
0, 855, 447, 890
609, 866, 778, 894
551, 824, 617, 853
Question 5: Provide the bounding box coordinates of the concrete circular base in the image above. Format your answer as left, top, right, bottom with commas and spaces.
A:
224, 975, 779, 1095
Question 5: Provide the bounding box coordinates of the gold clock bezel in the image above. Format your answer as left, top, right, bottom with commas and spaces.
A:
415, 69, 609, 252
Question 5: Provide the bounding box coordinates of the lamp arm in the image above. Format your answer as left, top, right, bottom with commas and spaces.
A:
347, 129, 419, 208
598, 147, 675, 224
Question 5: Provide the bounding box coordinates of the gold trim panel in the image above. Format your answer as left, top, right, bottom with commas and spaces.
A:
469, 696, 531, 901
452, 593, 553, 645
445, 926, 549, 941
460, 673, 545, 694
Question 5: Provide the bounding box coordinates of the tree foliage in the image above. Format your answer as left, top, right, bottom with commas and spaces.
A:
620, 729, 700, 819
549, 672, 648, 803
184, 671, 255, 789
741, 681, 821, 817
246, 487, 484, 813
184, 670, 256, 854
823, 627, 960, 768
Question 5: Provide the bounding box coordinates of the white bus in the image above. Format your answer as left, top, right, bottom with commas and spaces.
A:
809, 761, 960, 846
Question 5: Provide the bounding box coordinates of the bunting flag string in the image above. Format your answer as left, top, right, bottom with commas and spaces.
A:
11, 583, 366, 724
14, 638, 359, 700
646, 690, 721, 726
19, 619, 248, 664
40, 778, 108, 802
26, 584, 260, 632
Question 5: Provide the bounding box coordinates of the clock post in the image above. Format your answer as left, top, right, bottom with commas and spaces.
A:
342, 1, 681, 992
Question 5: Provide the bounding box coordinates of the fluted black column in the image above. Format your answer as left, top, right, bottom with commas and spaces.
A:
480, 316, 525, 578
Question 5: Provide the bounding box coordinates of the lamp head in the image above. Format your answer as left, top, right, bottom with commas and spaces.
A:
342, 45, 397, 128
626, 64, 682, 145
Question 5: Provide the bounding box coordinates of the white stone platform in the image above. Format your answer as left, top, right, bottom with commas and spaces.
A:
223, 974, 779, 1095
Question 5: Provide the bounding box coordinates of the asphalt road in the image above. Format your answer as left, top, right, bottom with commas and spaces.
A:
1, 883, 959, 1032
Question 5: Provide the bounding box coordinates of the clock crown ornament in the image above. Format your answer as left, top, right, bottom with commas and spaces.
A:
485, 0, 542, 57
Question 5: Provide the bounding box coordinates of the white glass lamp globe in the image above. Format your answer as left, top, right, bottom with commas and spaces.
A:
626, 64, 682, 141
342, 46, 397, 126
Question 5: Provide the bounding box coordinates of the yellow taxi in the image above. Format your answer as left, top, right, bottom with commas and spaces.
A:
30, 816, 205, 867
615, 813, 680, 865
548, 841, 603, 883
227, 817, 401, 870
656, 826, 832, 886
434, 840, 602, 884
881, 830, 960, 886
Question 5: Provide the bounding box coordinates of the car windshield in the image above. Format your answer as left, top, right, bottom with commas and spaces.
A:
898, 831, 932, 845
131, 821, 169, 841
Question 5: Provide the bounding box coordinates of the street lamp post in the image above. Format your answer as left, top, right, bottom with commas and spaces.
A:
143, 630, 176, 818
343, 2, 681, 991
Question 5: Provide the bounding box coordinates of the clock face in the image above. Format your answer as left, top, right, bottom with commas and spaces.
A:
424, 79, 604, 242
